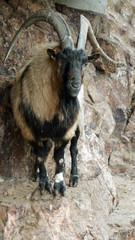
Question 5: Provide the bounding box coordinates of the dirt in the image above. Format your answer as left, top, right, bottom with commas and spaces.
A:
108, 174, 135, 239
0, 173, 135, 240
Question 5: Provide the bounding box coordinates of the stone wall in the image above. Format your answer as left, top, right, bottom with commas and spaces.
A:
107, 0, 135, 177
55, 0, 108, 14
0, 0, 135, 239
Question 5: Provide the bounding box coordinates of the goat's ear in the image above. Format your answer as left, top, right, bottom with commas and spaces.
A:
88, 53, 100, 62
47, 49, 56, 60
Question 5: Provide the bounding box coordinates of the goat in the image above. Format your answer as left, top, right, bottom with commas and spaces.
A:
4, 10, 124, 196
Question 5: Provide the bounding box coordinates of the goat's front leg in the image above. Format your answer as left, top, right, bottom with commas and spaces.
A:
31, 140, 52, 195
54, 141, 68, 196
69, 126, 80, 187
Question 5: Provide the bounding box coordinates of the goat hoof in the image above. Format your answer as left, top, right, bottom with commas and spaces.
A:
33, 170, 39, 182
41, 189, 45, 195
69, 174, 78, 187
54, 181, 66, 196
61, 188, 66, 197
46, 182, 53, 194
54, 189, 59, 196
40, 181, 45, 195
40, 178, 52, 195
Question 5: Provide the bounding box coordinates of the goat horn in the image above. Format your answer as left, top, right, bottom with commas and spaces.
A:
77, 15, 90, 50
4, 9, 74, 64
77, 15, 125, 67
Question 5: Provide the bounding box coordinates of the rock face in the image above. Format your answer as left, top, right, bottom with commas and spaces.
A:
108, 175, 135, 240
0, 0, 135, 239
106, 0, 135, 239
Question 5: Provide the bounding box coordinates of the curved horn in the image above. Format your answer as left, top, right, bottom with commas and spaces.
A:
4, 9, 74, 64
77, 15, 125, 67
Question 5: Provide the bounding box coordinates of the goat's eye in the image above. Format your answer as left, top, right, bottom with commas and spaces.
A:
81, 57, 88, 67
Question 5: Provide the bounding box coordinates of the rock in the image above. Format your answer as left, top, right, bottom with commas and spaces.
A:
31, 187, 42, 201
108, 175, 135, 239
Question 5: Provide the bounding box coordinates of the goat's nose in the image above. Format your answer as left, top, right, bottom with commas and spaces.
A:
71, 80, 80, 89
72, 82, 78, 89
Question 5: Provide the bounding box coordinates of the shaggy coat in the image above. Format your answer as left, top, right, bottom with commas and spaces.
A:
10, 41, 93, 195
11, 42, 81, 144
10, 37, 101, 196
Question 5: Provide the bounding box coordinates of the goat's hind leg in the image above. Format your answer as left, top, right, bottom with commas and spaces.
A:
31, 140, 52, 195
34, 156, 40, 182
69, 126, 80, 187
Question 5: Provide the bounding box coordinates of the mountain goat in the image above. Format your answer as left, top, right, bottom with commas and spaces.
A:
4, 9, 124, 196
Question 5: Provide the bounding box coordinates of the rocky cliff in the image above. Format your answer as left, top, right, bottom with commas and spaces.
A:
0, 0, 135, 239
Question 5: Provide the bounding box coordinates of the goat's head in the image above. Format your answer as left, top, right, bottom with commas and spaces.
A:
47, 47, 99, 97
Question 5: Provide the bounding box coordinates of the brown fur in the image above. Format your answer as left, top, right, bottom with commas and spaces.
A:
11, 78, 35, 141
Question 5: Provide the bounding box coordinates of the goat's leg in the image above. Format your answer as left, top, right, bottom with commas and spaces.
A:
31, 140, 52, 195
34, 156, 40, 182
54, 141, 68, 196
69, 126, 80, 187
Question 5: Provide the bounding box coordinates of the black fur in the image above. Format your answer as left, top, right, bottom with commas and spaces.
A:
58, 48, 88, 97
31, 140, 52, 157
70, 127, 80, 175
57, 48, 88, 67
69, 126, 80, 187
19, 95, 79, 141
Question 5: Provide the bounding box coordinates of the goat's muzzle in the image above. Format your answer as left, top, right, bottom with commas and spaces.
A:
66, 79, 81, 97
